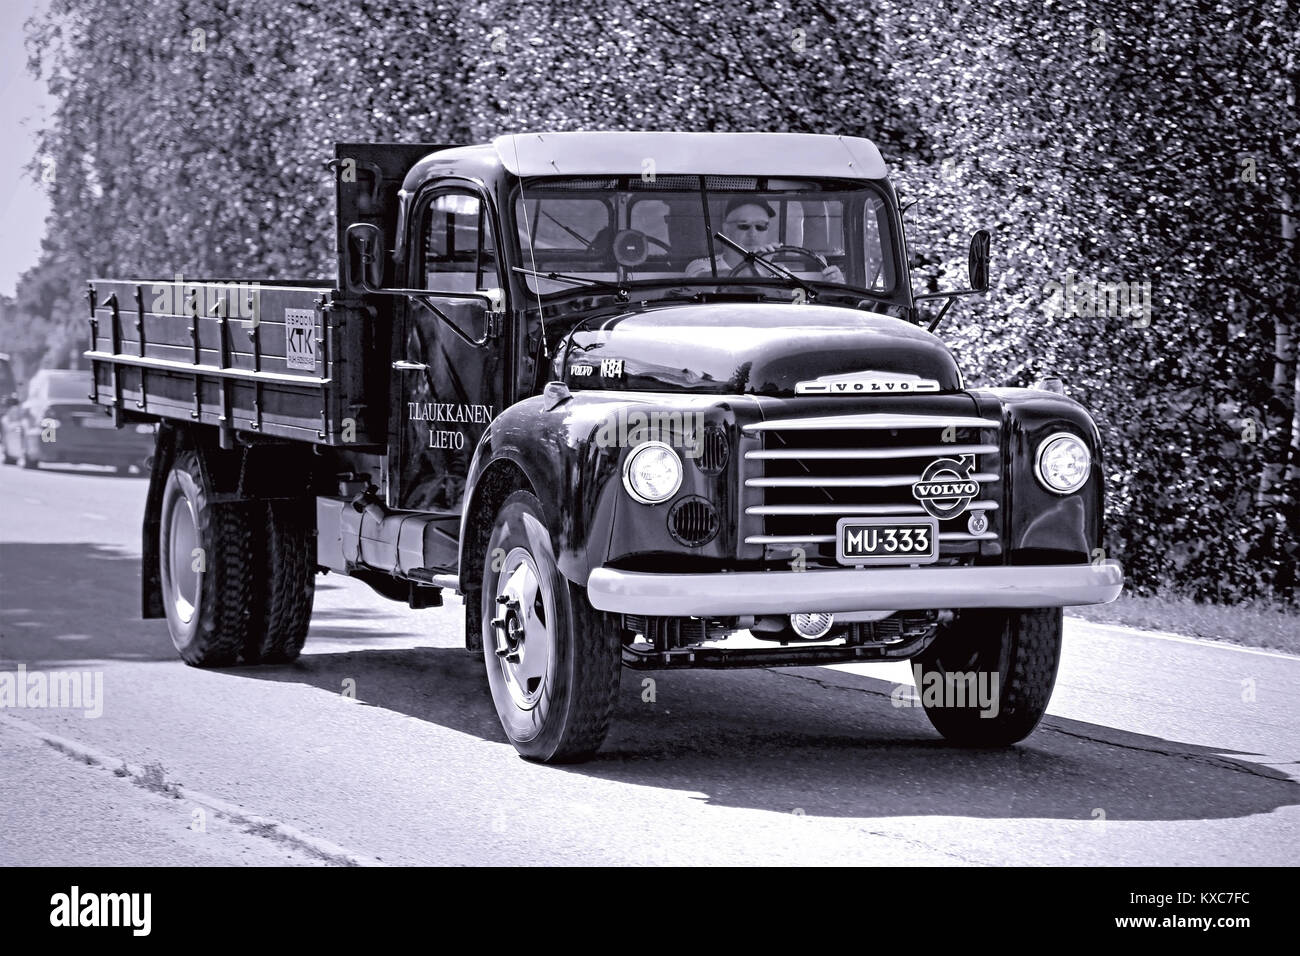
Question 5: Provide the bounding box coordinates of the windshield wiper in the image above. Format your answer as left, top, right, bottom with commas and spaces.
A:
511, 266, 628, 299
803, 279, 895, 304
710, 235, 896, 307
539, 210, 593, 247
712, 232, 820, 302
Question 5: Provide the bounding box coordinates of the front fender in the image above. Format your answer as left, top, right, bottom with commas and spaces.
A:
461, 391, 732, 588
977, 387, 1105, 562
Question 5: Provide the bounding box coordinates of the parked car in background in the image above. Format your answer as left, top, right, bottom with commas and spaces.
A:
0, 352, 15, 404
0, 368, 155, 473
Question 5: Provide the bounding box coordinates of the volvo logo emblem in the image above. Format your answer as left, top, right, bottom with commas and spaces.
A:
912, 455, 980, 520
795, 370, 941, 394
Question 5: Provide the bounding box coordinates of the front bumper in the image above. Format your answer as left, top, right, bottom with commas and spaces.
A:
586, 561, 1124, 615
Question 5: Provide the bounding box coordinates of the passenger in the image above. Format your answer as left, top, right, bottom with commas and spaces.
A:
686, 198, 845, 283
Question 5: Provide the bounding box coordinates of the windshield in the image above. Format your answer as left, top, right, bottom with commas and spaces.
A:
513, 175, 895, 296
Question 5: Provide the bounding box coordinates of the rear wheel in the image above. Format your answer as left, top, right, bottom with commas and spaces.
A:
158, 448, 261, 666
252, 498, 315, 664
481, 490, 622, 763
913, 608, 1063, 746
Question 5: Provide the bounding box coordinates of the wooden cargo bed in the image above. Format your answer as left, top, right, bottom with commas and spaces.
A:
85, 278, 386, 446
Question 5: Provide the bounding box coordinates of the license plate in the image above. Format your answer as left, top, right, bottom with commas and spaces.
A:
836, 517, 939, 566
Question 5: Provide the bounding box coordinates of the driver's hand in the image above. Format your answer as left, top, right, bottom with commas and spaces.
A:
821, 264, 845, 284
751, 242, 780, 255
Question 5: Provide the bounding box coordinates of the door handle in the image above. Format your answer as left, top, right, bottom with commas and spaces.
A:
391, 360, 429, 371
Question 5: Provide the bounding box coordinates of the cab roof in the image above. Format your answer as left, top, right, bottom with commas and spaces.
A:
489, 131, 887, 179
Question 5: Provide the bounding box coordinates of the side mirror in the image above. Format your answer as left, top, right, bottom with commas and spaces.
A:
344, 222, 386, 293
968, 229, 991, 293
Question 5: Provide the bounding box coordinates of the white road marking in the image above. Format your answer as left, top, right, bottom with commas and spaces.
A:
1066, 616, 1300, 662
0, 712, 385, 867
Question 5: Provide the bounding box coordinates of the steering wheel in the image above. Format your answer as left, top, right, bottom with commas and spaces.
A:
587, 228, 671, 266
640, 232, 672, 253
727, 245, 827, 278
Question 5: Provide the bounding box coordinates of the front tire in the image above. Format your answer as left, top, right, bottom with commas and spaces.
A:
914, 607, 1063, 746
481, 490, 622, 763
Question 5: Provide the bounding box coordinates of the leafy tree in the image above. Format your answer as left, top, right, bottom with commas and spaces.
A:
12, 0, 1296, 602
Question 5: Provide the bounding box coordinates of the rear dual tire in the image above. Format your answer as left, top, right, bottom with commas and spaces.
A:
159, 448, 314, 667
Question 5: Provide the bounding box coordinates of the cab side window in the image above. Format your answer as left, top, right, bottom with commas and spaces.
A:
422, 192, 499, 293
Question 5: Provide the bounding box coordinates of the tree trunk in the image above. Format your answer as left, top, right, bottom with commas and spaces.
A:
1259, 52, 1299, 601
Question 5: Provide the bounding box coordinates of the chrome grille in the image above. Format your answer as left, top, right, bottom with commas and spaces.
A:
742, 412, 1002, 557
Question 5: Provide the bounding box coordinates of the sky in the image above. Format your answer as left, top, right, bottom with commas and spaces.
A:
0, 0, 53, 299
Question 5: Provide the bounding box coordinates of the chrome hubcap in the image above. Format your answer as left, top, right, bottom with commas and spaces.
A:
490, 548, 552, 710
164, 492, 200, 624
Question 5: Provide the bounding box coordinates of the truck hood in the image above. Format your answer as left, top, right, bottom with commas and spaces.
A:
554, 302, 963, 396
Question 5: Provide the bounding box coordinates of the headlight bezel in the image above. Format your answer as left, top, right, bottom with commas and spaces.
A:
621, 440, 683, 505
1035, 431, 1092, 495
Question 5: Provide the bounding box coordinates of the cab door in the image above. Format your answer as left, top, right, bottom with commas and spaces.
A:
391, 185, 506, 517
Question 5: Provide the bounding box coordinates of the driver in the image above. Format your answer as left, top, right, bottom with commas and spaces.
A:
685, 197, 845, 283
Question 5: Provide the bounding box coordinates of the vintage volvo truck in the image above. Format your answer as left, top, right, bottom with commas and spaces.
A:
85, 131, 1122, 762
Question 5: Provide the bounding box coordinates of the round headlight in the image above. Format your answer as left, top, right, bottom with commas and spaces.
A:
622, 441, 682, 504
1036, 432, 1091, 494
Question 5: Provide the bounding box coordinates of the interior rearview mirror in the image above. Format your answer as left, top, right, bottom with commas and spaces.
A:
968, 229, 991, 293
344, 222, 385, 293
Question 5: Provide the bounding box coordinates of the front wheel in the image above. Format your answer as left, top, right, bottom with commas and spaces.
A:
481, 490, 622, 763
913, 607, 1063, 747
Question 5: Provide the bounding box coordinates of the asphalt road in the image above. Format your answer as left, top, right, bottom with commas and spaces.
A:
2, 462, 1297, 866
